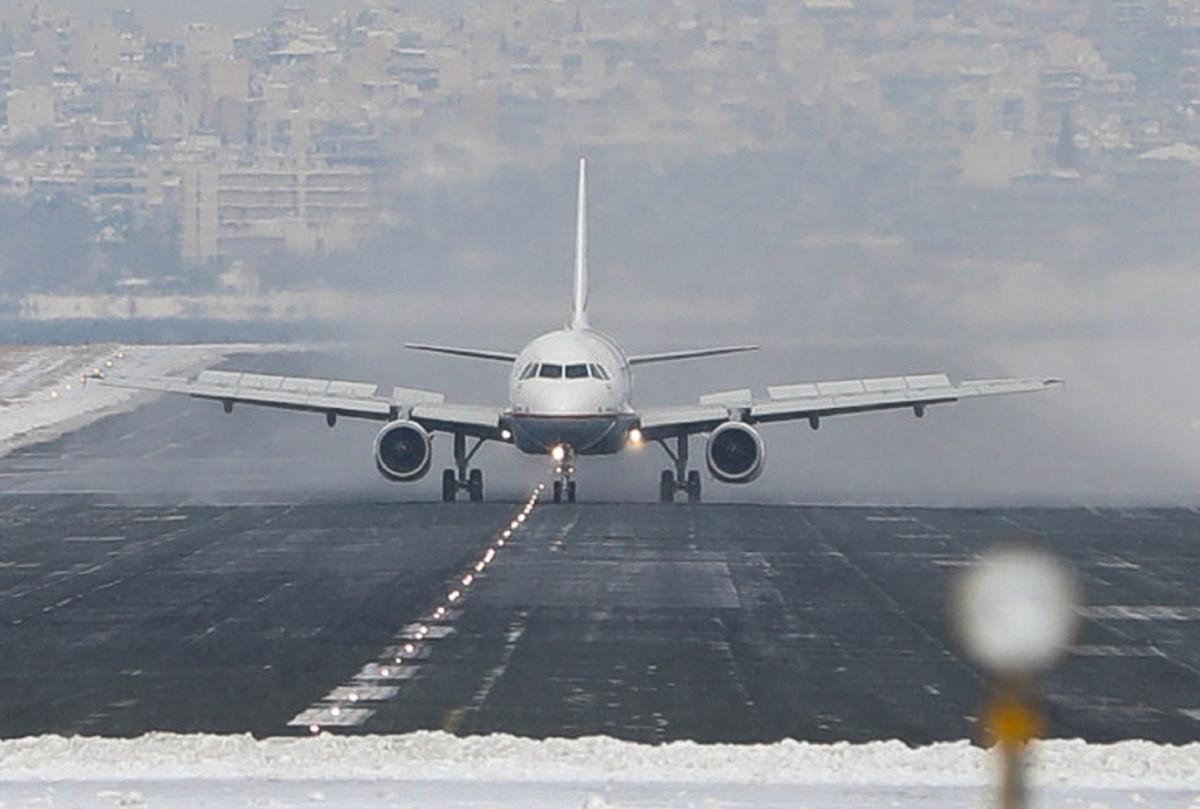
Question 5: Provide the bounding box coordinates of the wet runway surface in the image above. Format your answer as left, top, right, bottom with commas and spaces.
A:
0, 383, 1199, 743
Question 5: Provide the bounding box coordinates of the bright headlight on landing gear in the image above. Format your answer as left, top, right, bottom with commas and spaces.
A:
551, 444, 566, 462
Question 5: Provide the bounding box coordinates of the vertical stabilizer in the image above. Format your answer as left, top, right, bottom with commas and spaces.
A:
570, 157, 589, 329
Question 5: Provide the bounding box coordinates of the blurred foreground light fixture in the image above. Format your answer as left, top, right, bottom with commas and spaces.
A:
949, 544, 1082, 809
951, 545, 1081, 678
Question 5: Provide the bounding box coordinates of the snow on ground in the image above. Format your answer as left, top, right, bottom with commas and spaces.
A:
0, 733, 1197, 808
0, 343, 291, 457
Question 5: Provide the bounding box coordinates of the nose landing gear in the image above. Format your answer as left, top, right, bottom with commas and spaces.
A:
442, 432, 486, 502
657, 435, 701, 503
551, 445, 577, 503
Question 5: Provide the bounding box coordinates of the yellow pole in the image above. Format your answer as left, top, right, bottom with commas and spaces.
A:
983, 683, 1044, 809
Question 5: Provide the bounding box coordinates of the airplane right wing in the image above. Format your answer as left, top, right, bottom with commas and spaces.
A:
638, 373, 1062, 440
97, 370, 506, 438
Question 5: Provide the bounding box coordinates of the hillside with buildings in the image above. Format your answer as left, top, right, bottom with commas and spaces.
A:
1, 0, 1200, 306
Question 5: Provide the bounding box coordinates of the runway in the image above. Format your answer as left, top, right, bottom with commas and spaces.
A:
0, 370, 1198, 743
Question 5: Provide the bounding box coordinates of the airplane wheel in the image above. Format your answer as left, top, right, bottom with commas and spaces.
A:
566, 481, 577, 503
686, 470, 701, 503
553, 480, 563, 503
659, 470, 675, 503
441, 469, 457, 502
468, 469, 484, 502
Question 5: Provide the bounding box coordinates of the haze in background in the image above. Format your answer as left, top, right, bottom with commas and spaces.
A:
2, 1, 1197, 504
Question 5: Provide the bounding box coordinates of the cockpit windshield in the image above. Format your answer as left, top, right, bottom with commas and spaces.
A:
523, 362, 610, 381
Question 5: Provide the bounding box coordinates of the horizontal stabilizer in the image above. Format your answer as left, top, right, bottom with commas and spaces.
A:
405, 343, 519, 363
628, 345, 759, 366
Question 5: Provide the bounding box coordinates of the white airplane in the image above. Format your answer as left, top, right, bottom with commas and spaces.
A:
99, 158, 1061, 504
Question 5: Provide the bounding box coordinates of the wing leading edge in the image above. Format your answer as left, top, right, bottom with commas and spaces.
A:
637, 373, 1062, 440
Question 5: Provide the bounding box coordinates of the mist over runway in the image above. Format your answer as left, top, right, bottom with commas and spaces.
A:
0, 379, 1198, 743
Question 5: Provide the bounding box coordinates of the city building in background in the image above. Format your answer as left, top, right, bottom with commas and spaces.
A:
0, 0, 1197, 282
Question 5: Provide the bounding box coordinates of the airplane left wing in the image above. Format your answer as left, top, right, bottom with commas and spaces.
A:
638, 373, 1062, 440
97, 370, 505, 437
409, 402, 505, 439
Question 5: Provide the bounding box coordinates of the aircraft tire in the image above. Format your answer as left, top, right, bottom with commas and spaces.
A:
468, 469, 484, 502
553, 480, 563, 503
566, 480, 577, 503
441, 469, 457, 502
659, 470, 675, 503
686, 470, 701, 503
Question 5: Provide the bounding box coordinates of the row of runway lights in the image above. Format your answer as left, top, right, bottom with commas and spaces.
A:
45, 351, 125, 400
307, 481, 548, 735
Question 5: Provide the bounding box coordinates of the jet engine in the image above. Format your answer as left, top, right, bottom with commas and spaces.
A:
706, 422, 766, 484
374, 420, 433, 482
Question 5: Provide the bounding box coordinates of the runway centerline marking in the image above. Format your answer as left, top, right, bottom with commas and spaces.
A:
288, 482, 548, 735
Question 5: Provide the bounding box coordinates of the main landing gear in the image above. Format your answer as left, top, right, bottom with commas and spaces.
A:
551, 446, 577, 504
658, 435, 701, 503
442, 432, 486, 502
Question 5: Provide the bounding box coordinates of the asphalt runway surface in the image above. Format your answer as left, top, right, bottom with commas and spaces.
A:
0, 375, 1199, 744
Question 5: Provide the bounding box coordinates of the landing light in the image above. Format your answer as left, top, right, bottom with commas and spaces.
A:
551, 445, 566, 462
628, 428, 644, 447
500, 428, 512, 441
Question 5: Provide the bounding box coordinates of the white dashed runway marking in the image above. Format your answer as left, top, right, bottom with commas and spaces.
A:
287, 483, 547, 733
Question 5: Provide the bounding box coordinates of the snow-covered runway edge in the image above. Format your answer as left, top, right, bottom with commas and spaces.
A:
0, 733, 1197, 808
1, 732, 1197, 786
0, 343, 301, 457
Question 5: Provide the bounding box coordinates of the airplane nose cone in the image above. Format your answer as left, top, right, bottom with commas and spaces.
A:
522, 382, 611, 416
510, 380, 624, 454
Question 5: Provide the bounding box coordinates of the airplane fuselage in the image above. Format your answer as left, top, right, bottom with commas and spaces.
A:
505, 327, 637, 456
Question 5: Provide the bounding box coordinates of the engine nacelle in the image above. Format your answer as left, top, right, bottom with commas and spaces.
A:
374, 420, 433, 482
706, 422, 766, 484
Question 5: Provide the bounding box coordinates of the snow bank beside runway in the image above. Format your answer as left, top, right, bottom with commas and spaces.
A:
0, 343, 291, 457
0, 732, 1197, 789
